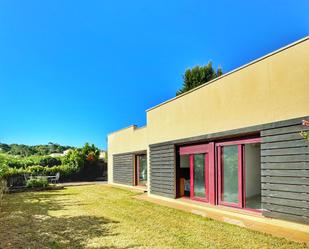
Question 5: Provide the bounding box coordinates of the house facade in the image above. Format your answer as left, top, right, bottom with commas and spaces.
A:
107, 37, 309, 224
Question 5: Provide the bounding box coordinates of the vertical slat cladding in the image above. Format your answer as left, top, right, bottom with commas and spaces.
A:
150, 144, 176, 198
113, 153, 134, 186
261, 117, 309, 224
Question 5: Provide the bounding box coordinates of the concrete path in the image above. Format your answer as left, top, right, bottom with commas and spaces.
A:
136, 192, 309, 243
57, 181, 107, 187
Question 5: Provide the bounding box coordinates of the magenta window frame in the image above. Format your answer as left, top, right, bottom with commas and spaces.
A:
180, 144, 210, 203
135, 154, 147, 186
216, 137, 261, 211
189, 153, 210, 202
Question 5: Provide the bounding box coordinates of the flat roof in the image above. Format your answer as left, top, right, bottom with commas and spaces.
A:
146, 36, 309, 112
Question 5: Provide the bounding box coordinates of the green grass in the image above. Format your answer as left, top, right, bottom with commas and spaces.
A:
0, 185, 308, 249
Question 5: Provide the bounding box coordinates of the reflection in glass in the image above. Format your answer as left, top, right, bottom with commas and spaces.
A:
138, 155, 147, 185
194, 154, 206, 198
222, 145, 239, 204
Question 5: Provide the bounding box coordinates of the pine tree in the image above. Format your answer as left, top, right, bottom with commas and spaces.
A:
176, 62, 223, 96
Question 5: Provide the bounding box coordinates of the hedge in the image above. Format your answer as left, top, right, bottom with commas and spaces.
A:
3, 164, 78, 179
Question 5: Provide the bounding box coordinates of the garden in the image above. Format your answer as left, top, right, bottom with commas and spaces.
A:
0, 143, 105, 202
0, 185, 308, 249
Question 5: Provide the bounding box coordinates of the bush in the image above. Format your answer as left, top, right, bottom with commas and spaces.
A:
1, 143, 102, 186
3, 164, 77, 179
0, 162, 9, 178
26, 178, 49, 188
39, 157, 62, 167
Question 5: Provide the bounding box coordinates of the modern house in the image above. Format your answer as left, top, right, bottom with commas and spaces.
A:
107, 37, 309, 225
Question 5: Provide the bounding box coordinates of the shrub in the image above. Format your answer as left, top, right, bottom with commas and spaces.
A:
39, 157, 62, 167
26, 178, 49, 188
0, 161, 9, 178
62, 149, 85, 170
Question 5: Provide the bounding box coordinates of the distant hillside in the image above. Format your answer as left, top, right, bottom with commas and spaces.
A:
0, 142, 75, 157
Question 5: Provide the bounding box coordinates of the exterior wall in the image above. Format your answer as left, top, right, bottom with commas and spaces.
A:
261, 117, 309, 224
108, 126, 148, 184
146, 38, 309, 145
113, 153, 134, 185
107, 37, 309, 224
149, 144, 176, 198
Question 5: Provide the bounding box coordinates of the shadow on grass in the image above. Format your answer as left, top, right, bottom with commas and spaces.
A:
0, 190, 139, 249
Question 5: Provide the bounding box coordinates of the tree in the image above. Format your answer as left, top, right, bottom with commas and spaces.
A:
176, 62, 223, 96
81, 143, 100, 162
0, 143, 10, 153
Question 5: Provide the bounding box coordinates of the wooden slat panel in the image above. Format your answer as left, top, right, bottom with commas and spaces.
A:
261, 133, 304, 143
149, 144, 174, 152
262, 190, 309, 201
113, 153, 134, 186
261, 140, 308, 149
150, 157, 174, 165
261, 125, 309, 136
150, 149, 175, 156
262, 183, 309, 193
150, 181, 174, 188
151, 161, 174, 165
261, 147, 309, 156
150, 144, 175, 198
261, 169, 309, 177
263, 211, 309, 224
150, 185, 175, 193
261, 162, 309, 170
263, 203, 308, 217
262, 176, 309, 185
262, 197, 309, 209
150, 155, 175, 160
262, 117, 308, 130
150, 172, 175, 177
261, 155, 309, 163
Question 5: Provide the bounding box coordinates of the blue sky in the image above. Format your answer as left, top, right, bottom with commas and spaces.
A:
0, 1, 308, 149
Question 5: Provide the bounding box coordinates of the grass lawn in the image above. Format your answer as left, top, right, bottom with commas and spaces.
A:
0, 185, 308, 249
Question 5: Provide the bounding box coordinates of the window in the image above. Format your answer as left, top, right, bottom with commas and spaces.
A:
217, 138, 261, 210
136, 154, 147, 186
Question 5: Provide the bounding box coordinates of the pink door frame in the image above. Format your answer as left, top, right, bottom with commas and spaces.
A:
216, 137, 261, 211
179, 143, 215, 203
179, 137, 261, 210
135, 154, 147, 186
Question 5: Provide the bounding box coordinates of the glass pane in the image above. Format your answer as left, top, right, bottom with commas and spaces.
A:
245, 143, 261, 209
194, 154, 206, 198
179, 155, 190, 197
222, 145, 239, 204
139, 155, 147, 185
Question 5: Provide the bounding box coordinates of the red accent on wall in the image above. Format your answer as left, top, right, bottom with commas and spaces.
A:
179, 144, 209, 155
208, 142, 216, 205
189, 154, 194, 199
238, 145, 244, 208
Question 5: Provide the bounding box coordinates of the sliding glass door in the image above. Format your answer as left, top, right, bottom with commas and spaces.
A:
217, 138, 261, 210
136, 154, 147, 186
191, 153, 209, 201
220, 145, 242, 206
178, 138, 261, 210
180, 144, 209, 202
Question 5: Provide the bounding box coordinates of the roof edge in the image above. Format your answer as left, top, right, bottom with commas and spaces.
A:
107, 125, 136, 136
108, 124, 147, 136
146, 35, 309, 112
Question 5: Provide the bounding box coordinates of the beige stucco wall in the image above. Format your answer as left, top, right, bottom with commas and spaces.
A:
107, 37, 309, 184
107, 125, 148, 183
146, 38, 309, 144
